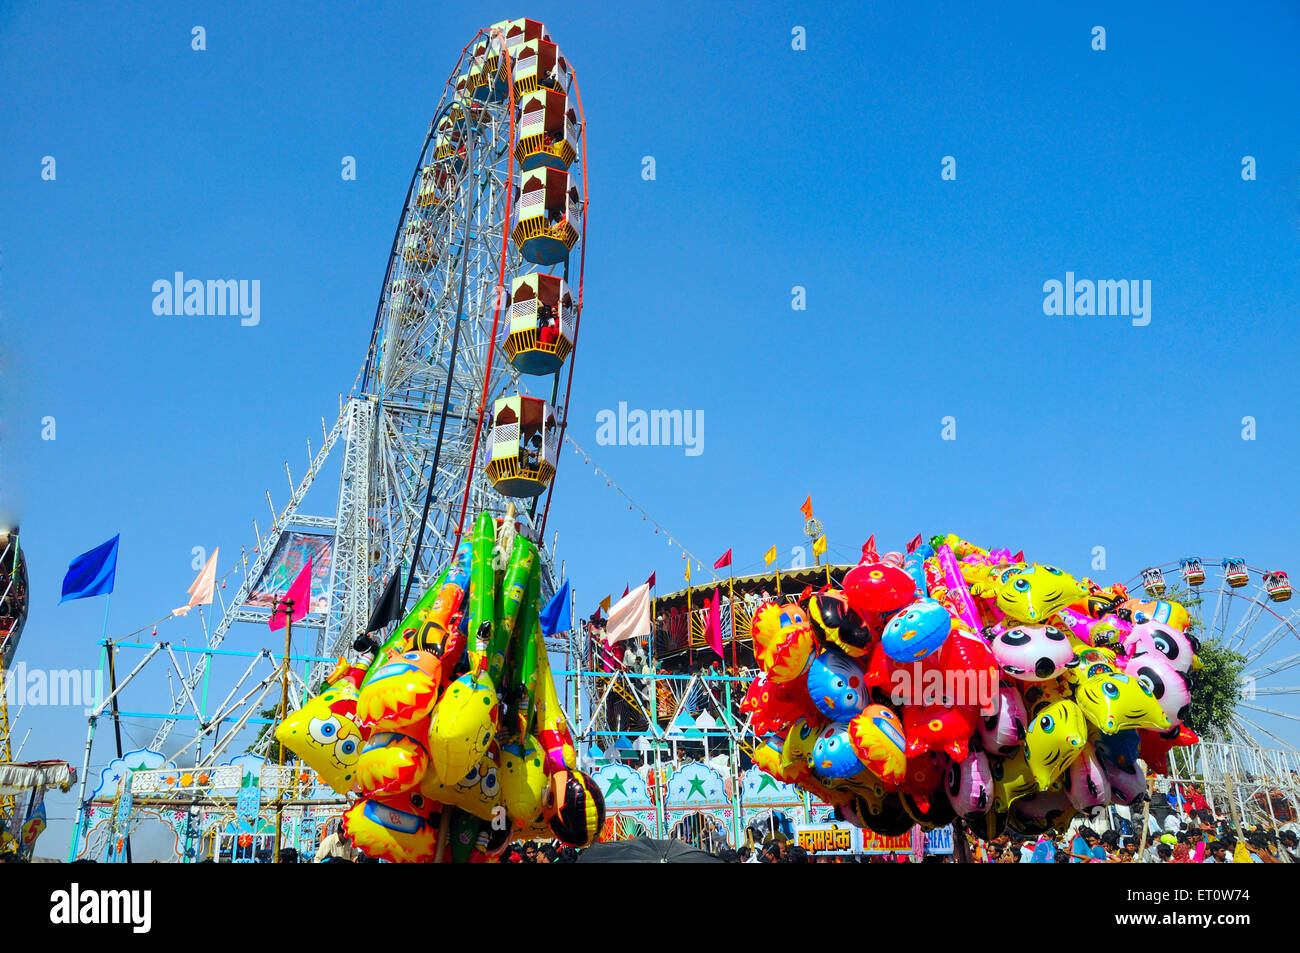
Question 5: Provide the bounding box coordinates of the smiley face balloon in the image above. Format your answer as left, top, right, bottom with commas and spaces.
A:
805, 647, 868, 722
811, 724, 868, 780
881, 599, 952, 663
847, 704, 908, 785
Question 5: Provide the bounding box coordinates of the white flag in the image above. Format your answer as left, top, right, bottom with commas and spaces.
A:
173, 548, 219, 616
604, 582, 651, 646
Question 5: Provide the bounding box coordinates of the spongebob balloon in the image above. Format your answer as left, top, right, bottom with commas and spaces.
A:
500, 736, 548, 823
1023, 699, 1089, 790
275, 681, 365, 794
427, 669, 500, 786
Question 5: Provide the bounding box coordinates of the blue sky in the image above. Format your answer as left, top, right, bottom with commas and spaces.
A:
2, 1, 1299, 857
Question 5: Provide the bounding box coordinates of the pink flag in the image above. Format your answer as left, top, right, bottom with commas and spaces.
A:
269, 556, 313, 631
173, 547, 219, 616
605, 583, 651, 646
706, 588, 724, 658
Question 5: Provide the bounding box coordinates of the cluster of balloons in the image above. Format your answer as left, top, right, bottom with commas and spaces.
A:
742, 534, 1200, 839
276, 512, 605, 862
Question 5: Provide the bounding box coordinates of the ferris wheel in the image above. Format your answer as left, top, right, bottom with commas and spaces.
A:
357, 18, 588, 634
1129, 557, 1299, 754
145, 18, 590, 753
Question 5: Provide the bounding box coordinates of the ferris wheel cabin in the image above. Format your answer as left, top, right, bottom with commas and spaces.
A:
1140, 566, 1167, 597
486, 395, 559, 497
400, 219, 437, 272
1264, 571, 1292, 602
503, 273, 576, 375
515, 88, 579, 171
388, 278, 428, 321
512, 38, 570, 98
1179, 557, 1206, 587
512, 166, 581, 265
1222, 557, 1250, 588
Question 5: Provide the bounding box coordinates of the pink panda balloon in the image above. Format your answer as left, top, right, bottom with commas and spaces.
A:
988, 623, 1076, 681
1126, 651, 1192, 727
978, 683, 1028, 755
1061, 743, 1112, 810
1123, 621, 1198, 676
1103, 757, 1149, 807
945, 747, 994, 819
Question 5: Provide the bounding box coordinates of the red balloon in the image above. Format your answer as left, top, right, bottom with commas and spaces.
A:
902, 703, 979, 761
843, 563, 916, 615
739, 671, 817, 735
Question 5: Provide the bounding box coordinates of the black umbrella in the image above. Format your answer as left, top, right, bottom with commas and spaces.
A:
575, 838, 724, 863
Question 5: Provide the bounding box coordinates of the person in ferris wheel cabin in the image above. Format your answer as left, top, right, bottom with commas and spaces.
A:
537, 302, 558, 346
524, 431, 542, 471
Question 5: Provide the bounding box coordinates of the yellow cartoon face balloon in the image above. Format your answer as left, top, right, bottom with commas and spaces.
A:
752, 602, 817, 682
434, 745, 503, 822
356, 726, 431, 797
779, 717, 820, 784
428, 670, 500, 786
1023, 699, 1088, 790
976, 565, 1088, 624
275, 682, 365, 794
991, 748, 1038, 812
500, 736, 548, 823
1072, 665, 1169, 734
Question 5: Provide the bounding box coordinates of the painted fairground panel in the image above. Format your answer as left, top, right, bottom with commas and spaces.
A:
663, 761, 733, 848
246, 531, 333, 614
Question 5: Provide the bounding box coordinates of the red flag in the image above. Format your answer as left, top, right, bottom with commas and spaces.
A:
906, 534, 923, 554
706, 588, 724, 658
1013, 551, 1025, 563
623, 583, 629, 598
861, 535, 878, 564
800, 496, 813, 520
713, 548, 732, 571
647, 570, 656, 589
269, 556, 313, 630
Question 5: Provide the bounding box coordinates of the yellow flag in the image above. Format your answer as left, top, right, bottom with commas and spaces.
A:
813, 535, 827, 557
685, 561, 691, 582
599, 594, 611, 613
763, 546, 777, 567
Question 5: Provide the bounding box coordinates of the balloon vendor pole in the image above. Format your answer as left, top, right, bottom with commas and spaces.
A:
272, 597, 293, 863
686, 572, 692, 669
775, 562, 782, 602
1137, 781, 1152, 862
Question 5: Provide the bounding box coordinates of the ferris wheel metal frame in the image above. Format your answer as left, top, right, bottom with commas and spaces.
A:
1128, 557, 1300, 829
63, 24, 598, 864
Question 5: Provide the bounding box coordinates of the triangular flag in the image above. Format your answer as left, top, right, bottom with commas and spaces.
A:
763, 545, 777, 567
60, 535, 120, 603
685, 561, 691, 582
812, 535, 827, 558
606, 583, 652, 645
599, 594, 612, 614
1013, 550, 1025, 563
713, 548, 732, 571
269, 556, 313, 631
540, 579, 572, 636
800, 495, 813, 520
623, 583, 629, 598
706, 588, 724, 658
861, 535, 878, 564
173, 547, 218, 616
365, 568, 403, 633
647, 570, 657, 589
907, 534, 923, 554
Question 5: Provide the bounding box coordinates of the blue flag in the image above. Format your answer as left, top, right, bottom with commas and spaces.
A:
539, 579, 571, 636
61, 534, 119, 603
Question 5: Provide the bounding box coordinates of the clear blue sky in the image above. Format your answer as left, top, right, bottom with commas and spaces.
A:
2, 1, 1299, 857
